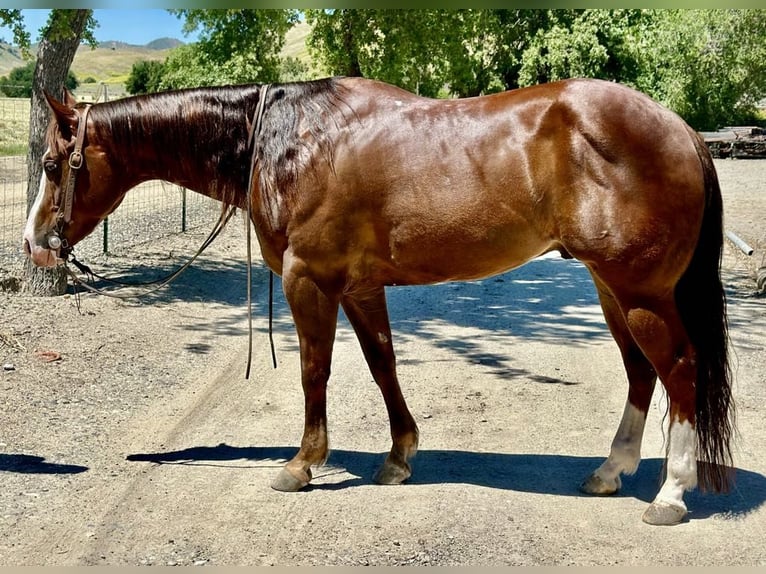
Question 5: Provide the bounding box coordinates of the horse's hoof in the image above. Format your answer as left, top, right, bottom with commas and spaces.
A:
373, 458, 411, 485
271, 467, 312, 492
642, 501, 687, 526
579, 473, 620, 495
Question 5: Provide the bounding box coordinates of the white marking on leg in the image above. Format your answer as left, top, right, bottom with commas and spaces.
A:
609, 401, 646, 475
653, 418, 697, 511
592, 401, 646, 487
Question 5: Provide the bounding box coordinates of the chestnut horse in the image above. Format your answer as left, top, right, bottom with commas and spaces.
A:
23, 77, 734, 525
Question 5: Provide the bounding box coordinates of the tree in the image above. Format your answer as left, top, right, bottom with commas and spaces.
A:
489, 10, 555, 91
0, 61, 79, 97
439, 10, 506, 97
306, 9, 458, 97
509, 9, 766, 130
634, 9, 766, 130
164, 9, 299, 87
126, 59, 165, 95
0, 9, 29, 54
303, 9, 582, 97
279, 56, 310, 83
303, 9, 364, 79
516, 10, 650, 87
24, 9, 96, 295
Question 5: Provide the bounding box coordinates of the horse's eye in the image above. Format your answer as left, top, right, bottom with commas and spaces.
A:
43, 160, 58, 173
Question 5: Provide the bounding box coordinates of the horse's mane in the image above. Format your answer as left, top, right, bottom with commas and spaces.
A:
82, 78, 348, 219
256, 78, 350, 225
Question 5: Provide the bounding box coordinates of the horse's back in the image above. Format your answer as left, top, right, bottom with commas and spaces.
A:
290, 78, 707, 290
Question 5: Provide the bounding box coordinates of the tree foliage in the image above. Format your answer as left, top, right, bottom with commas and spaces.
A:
632, 10, 766, 130
305, 9, 469, 97
125, 59, 165, 95
0, 9, 29, 52
163, 9, 299, 88
7, 9, 766, 133
304, 9, 651, 97
0, 61, 78, 97
303, 8, 765, 129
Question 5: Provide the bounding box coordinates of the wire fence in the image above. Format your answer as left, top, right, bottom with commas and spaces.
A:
0, 97, 30, 156
0, 95, 222, 277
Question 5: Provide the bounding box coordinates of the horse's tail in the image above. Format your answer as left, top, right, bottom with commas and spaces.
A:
675, 130, 735, 492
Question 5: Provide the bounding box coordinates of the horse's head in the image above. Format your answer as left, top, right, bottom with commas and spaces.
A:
22, 91, 125, 267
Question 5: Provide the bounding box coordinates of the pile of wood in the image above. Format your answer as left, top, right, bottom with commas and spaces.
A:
703, 126, 766, 159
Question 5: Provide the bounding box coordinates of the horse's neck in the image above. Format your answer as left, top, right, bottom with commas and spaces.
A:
143, 130, 247, 208
107, 95, 252, 209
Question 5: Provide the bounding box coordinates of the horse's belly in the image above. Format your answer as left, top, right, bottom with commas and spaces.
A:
385, 219, 552, 285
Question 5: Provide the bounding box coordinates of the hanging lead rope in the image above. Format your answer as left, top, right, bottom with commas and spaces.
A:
65, 204, 238, 298
61, 86, 278, 380
244, 84, 277, 379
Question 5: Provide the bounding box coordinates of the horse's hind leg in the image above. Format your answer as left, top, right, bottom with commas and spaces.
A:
271, 264, 339, 492
341, 286, 419, 484
581, 280, 657, 496
601, 288, 699, 525
622, 298, 699, 525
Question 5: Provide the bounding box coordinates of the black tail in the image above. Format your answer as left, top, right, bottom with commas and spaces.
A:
675, 130, 735, 492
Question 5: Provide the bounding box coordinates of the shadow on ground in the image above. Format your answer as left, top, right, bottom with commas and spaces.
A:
0, 453, 88, 474
67, 252, 765, 374
125, 443, 765, 521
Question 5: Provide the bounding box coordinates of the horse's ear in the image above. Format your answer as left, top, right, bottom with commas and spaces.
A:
62, 89, 78, 108
43, 90, 78, 140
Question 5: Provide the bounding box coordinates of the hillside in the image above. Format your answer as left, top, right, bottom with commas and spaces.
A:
283, 21, 312, 66
1, 21, 315, 97
0, 43, 25, 77
0, 40, 176, 91
70, 43, 175, 99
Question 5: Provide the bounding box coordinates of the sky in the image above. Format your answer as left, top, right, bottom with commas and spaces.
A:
2, 9, 201, 46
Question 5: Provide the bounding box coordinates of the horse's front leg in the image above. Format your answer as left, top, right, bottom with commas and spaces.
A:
271, 262, 339, 492
341, 286, 419, 485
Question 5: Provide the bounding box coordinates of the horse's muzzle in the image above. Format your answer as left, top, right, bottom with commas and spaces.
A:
22, 237, 60, 268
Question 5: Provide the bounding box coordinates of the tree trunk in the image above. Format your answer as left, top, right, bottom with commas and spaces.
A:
340, 10, 363, 78
24, 9, 91, 296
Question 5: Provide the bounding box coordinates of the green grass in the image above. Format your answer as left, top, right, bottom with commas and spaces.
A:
0, 98, 29, 157
0, 143, 27, 156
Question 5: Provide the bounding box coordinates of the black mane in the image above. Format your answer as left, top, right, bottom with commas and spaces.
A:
257, 78, 350, 224
86, 77, 348, 212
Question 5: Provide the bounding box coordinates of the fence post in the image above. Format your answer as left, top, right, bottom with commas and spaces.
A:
181, 187, 187, 232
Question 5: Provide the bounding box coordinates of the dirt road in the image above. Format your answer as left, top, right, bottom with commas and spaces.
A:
1, 159, 765, 566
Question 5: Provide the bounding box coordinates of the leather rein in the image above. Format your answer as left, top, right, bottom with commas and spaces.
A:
58, 87, 277, 378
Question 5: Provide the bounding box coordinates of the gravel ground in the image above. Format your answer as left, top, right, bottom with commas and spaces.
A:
0, 159, 764, 566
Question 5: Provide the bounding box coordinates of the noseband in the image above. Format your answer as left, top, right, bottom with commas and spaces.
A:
49, 104, 91, 255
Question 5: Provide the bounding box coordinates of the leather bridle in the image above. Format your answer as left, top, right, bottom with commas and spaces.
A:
49, 104, 91, 257
59, 86, 278, 379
